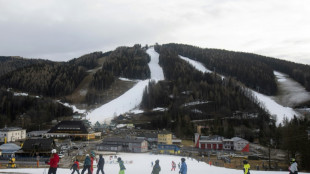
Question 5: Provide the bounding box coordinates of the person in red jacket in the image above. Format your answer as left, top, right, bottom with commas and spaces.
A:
70, 159, 80, 174
46, 149, 60, 174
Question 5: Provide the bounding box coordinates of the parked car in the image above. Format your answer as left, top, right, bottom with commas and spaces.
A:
58, 153, 64, 159
71, 146, 79, 150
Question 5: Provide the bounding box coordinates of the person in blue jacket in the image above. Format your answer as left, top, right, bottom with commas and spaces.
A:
117, 157, 126, 174
179, 158, 187, 174
81, 154, 91, 174
96, 154, 105, 174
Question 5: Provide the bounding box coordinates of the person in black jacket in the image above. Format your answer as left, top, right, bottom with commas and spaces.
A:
96, 154, 105, 174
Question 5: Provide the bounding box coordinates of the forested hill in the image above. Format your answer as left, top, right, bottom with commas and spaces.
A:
160, 43, 310, 95
0, 56, 51, 77
0, 52, 108, 97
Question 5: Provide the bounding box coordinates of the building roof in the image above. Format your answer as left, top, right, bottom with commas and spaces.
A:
0, 127, 24, 132
22, 138, 55, 152
27, 130, 48, 135
137, 132, 157, 139
101, 137, 145, 144
0, 143, 21, 151
48, 120, 88, 134
231, 137, 248, 142
158, 130, 172, 135
200, 135, 224, 141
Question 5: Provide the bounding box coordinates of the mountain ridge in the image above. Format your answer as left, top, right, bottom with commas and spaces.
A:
0, 43, 309, 135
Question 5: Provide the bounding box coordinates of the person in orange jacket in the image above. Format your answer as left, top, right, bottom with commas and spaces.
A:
90, 153, 96, 174
70, 159, 80, 174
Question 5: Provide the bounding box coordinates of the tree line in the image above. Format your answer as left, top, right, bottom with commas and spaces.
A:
0, 56, 51, 77
0, 89, 73, 130
102, 44, 151, 79
159, 43, 281, 95
0, 52, 106, 97
141, 46, 270, 138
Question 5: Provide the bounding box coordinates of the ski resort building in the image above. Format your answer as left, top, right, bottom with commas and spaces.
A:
157, 144, 180, 154
231, 137, 249, 151
27, 130, 48, 138
16, 138, 56, 157
44, 120, 101, 140
0, 143, 21, 157
194, 133, 249, 151
157, 130, 172, 145
0, 127, 26, 143
96, 137, 148, 153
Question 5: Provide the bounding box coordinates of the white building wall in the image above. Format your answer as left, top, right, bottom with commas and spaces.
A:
0, 129, 26, 143
234, 140, 249, 151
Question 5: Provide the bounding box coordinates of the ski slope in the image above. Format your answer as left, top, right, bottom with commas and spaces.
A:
1, 153, 308, 174
178, 55, 300, 126
86, 47, 164, 124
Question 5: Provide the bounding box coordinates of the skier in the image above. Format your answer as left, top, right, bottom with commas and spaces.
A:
171, 161, 176, 171
151, 161, 154, 167
70, 159, 80, 174
117, 157, 126, 174
96, 154, 105, 174
90, 152, 96, 174
243, 159, 250, 174
289, 158, 298, 174
151, 159, 161, 174
81, 154, 91, 174
45, 149, 59, 174
179, 158, 187, 174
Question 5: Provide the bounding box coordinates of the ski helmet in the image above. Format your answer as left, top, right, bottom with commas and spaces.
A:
181, 158, 185, 162
51, 149, 57, 153
290, 158, 296, 163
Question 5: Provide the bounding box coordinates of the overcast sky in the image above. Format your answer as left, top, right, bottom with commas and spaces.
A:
0, 0, 310, 64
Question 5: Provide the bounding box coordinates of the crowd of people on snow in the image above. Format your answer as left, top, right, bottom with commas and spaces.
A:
44, 148, 298, 174
151, 158, 187, 174
44, 148, 188, 174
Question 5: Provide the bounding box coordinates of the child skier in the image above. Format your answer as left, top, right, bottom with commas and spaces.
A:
70, 159, 80, 174
171, 161, 176, 171
117, 157, 126, 174
151, 160, 161, 174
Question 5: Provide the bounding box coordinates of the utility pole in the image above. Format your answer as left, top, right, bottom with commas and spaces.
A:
268, 143, 271, 169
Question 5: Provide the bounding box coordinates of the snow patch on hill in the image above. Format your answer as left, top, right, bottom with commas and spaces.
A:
178, 55, 302, 126
86, 47, 164, 124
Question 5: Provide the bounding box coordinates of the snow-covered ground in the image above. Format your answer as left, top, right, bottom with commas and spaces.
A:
86, 47, 164, 124
1, 153, 308, 174
179, 55, 212, 74
146, 47, 165, 81
178, 55, 304, 126
273, 71, 310, 107
87, 79, 150, 123
58, 101, 87, 114
252, 91, 299, 125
